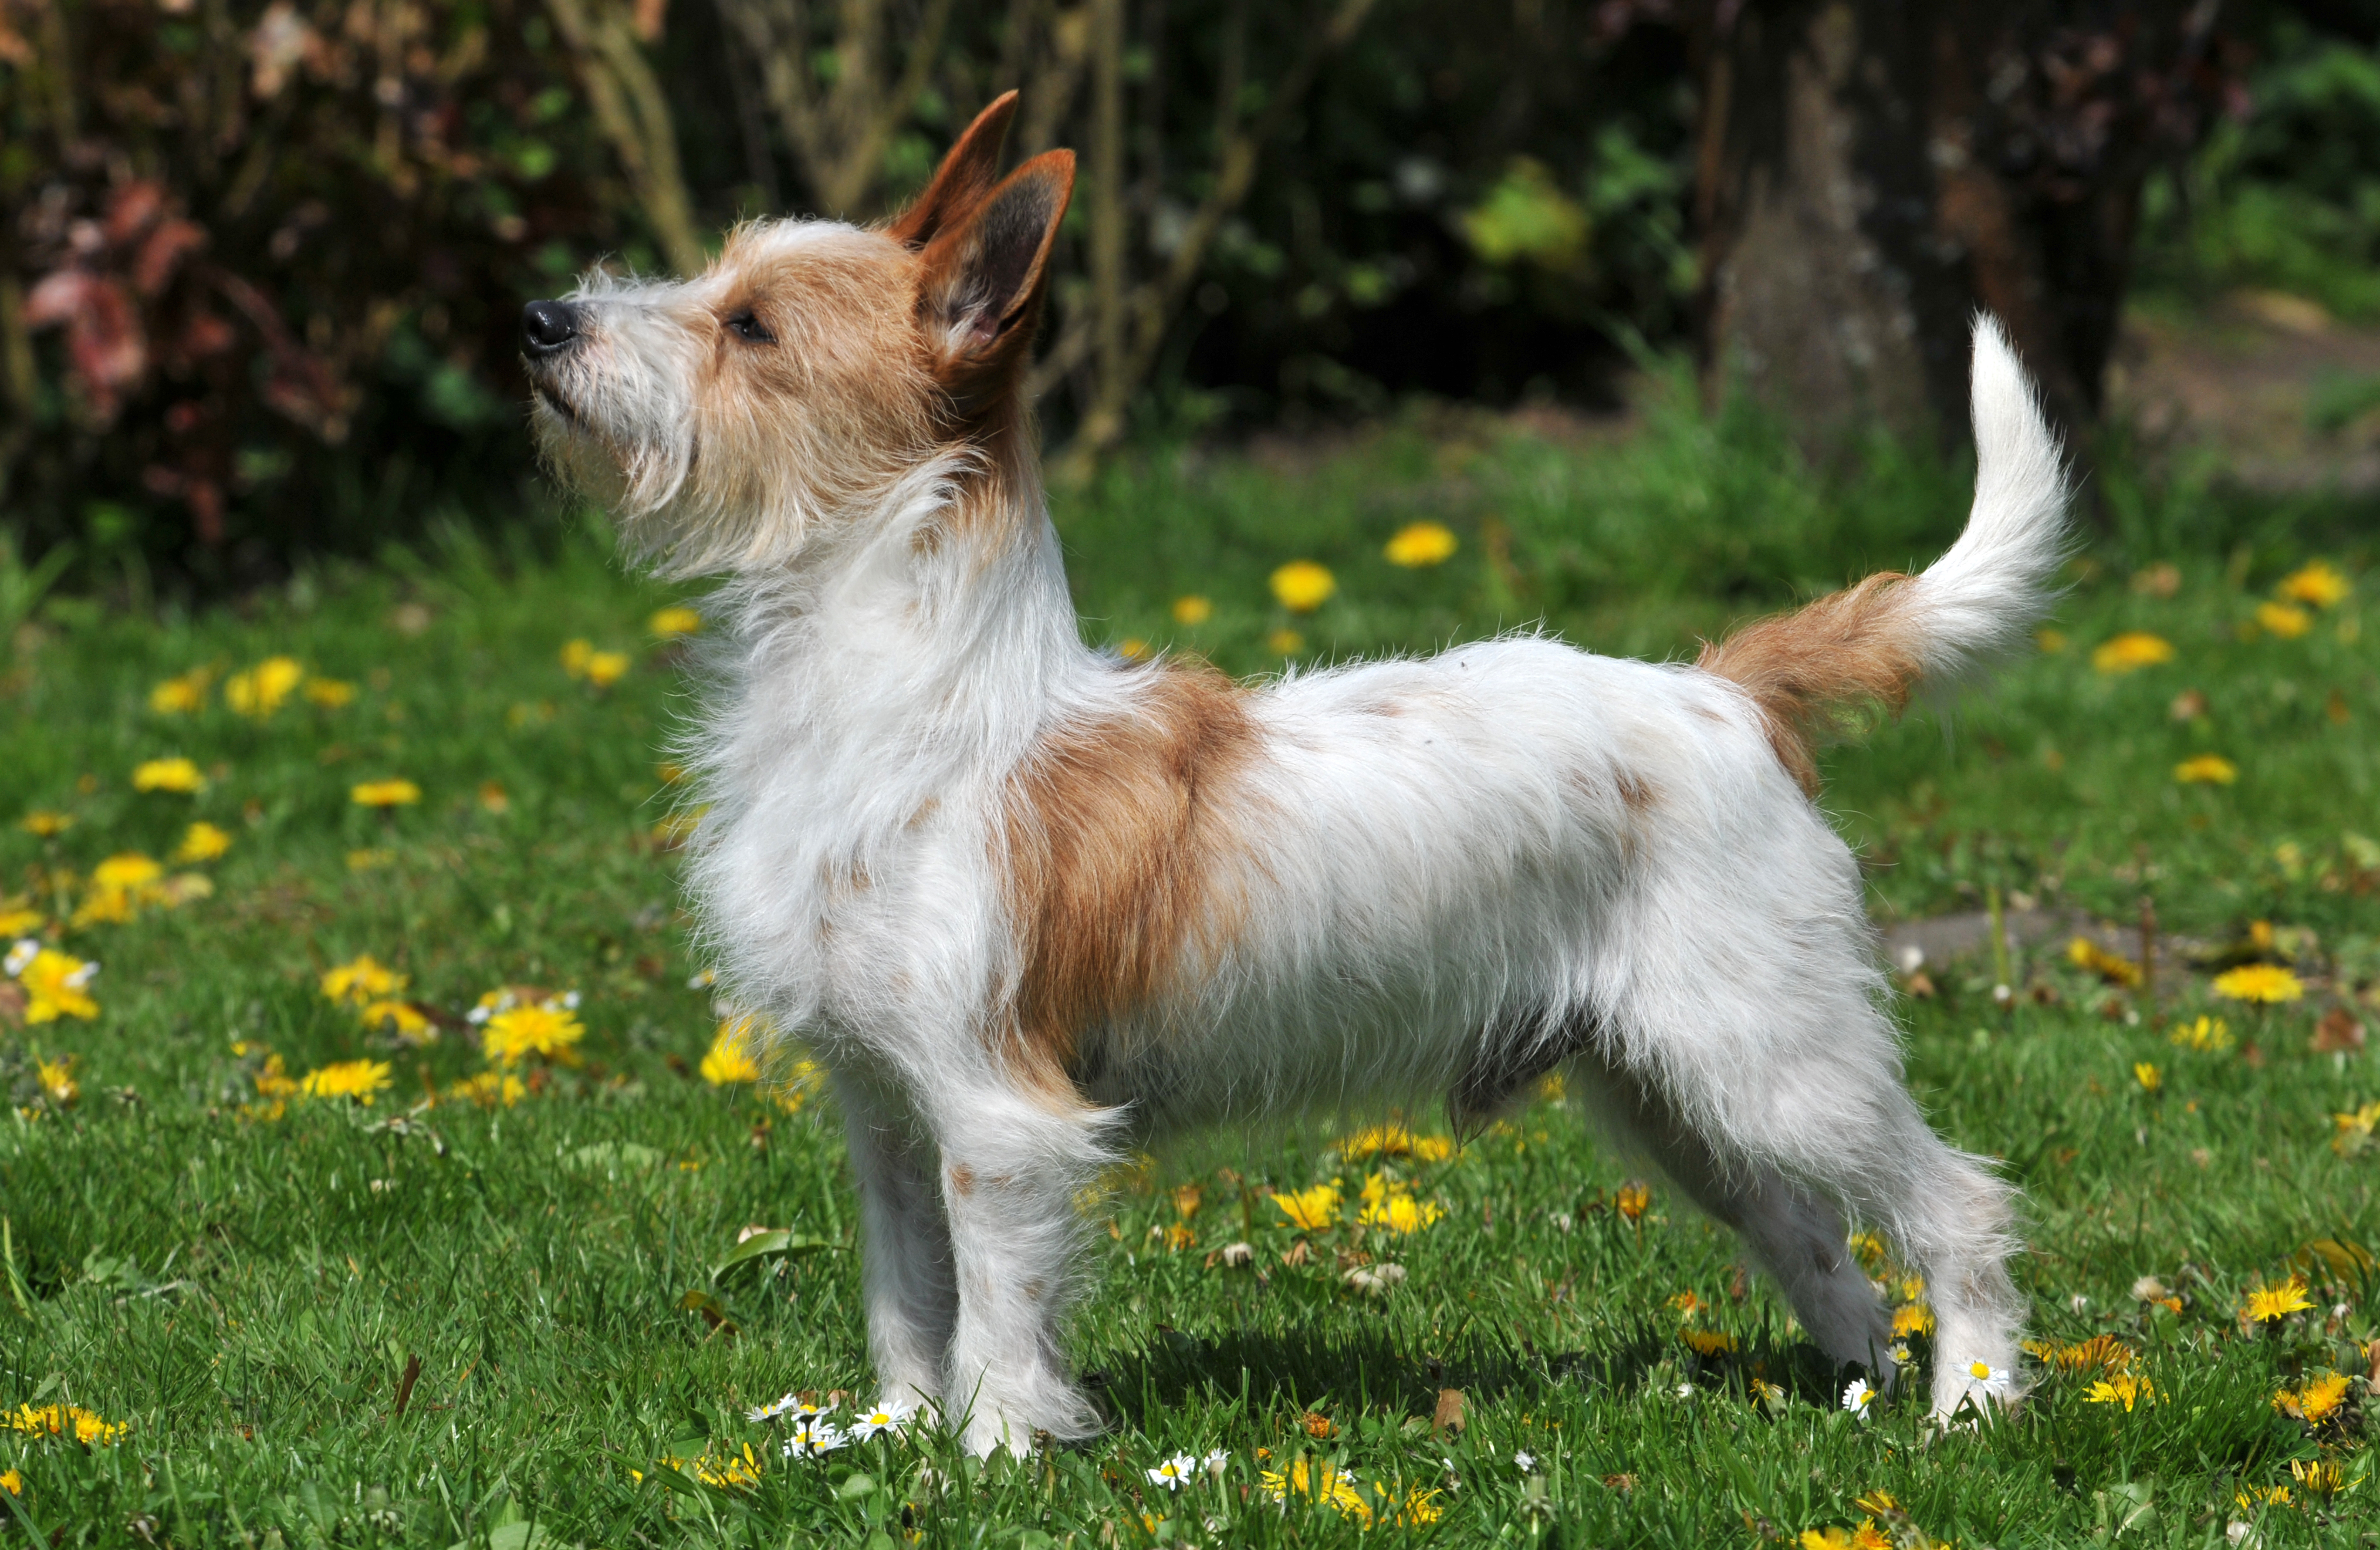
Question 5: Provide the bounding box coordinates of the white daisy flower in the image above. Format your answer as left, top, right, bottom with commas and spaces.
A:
687, 968, 716, 989
1967, 1360, 2007, 1389
1203, 1448, 1229, 1474
63, 960, 96, 990
1887, 1343, 1912, 1366
1841, 1378, 1877, 1416
746, 1392, 801, 1423
782, 1421, 848, 1457
1147, 1453, 1198, 1490
1514, 1450, 1536, 1472
850, 1400, 915, 1440
558, 991, 582, 1009
4, 940, 35, 977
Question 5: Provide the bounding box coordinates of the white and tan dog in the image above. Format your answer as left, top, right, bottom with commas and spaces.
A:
523, 93, 2067, 1456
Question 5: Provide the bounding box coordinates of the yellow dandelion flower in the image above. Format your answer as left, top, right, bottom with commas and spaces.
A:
2092, 632, 2175, 674
1272, 1183, 1341, 1231
2134, 1062, 2162, 1093
2256, 600, 2314, 639
171, 822, 233, 864
1116, 638, 1152, 662
1891, 1302, 1935, 1339
2335, 1101, 2380, 1157
1358, 1192, 1444, 1234
35, 1054, 77, 1105
299, 1059, 393, 1104
148, 668, 211, 714
2277, 560, 2351, 609
19, 811, 72, 837
14, 947, 99, 1022
1336, 1123, 1452, 1161
2241, 1272, 2313, 1323
1259, 1457, 1375, 1524
2068, 936, 2142, 987
1681, 1328, 1737, 1356
443, 1070, 526, 1107
359, 999, 435, 1045
1172, 595, 1213, 626
320, 954, 405, 1006
650, 606, 704, 637
2235, 1483, 2291, 1510
1270, 560, 1336, 613
1266, 627, 1306, 654
2084, 1373, 2155, 1411
303, 677, 356, 708
1614, 1181, 1651, 1223
701, 1020, 763, 1085
224, 656, 304, 717
2169, 1015, 2232, 1052
1799, 1525, 1892, 1550
2291, 1458, 2347, 1497
482, 999, 586, 1065
2037, 628, 2068, 653
94, 854, 163, 893
350, 779, 420, 807
1384, 521, 1459, 568
2174, 754, 2237, 785
2213, 963, 2304, 1003
560, 639, 594, 677
0, 1467, 17, 1494
132, 757, 205, 793
8, 1403, 125, 1444
584, 651, 630, 688
478, 781, 511, 814
2275, 1370, 2351, 1426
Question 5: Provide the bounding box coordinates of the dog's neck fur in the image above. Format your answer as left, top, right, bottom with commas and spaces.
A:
682, 428, 1115, 1029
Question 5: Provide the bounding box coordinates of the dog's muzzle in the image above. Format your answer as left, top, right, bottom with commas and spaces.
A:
520, 299, 584, 359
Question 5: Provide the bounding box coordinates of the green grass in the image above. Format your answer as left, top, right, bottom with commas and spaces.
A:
2, 397, 2378, 1547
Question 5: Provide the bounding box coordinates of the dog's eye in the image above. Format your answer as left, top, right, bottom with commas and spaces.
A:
725, 309, 775, 344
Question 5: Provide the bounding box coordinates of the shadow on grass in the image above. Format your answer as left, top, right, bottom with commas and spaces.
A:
1084, 1316, 1874, 1429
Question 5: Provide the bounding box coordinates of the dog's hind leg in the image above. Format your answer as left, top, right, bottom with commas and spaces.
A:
1593, 1001, 2024, 1420
836, 1071, 961, 1415
1600, 1074, 1892, 1376
927, 1073, 1114, 1455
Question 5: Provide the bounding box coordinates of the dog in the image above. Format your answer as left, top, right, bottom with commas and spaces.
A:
522, 92, 2067, 1456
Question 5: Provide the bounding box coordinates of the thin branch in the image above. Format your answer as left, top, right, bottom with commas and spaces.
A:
544, 0, 709, 274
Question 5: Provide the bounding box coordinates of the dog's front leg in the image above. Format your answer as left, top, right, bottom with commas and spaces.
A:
835, 1072, 959, 1416
929, 1079, 1111, 1456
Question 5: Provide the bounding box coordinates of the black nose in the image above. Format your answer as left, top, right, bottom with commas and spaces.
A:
521, 300, 583, 356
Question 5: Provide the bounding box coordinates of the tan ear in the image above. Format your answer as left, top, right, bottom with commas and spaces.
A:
918, 148, 1074, 415
885, 90, 1020, 248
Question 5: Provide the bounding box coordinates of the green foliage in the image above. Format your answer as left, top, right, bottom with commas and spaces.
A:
2138, 25, 2380, 319
1, 411, 2378, 1542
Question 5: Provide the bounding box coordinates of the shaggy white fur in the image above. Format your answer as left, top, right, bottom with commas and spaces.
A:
523, 106, 2068, 1454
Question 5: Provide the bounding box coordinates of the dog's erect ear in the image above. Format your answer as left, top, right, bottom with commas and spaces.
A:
917, 149, 1074, 414
886, 90, 1020, 249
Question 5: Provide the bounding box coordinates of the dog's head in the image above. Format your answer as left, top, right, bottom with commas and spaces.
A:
522, 92, 1072, 575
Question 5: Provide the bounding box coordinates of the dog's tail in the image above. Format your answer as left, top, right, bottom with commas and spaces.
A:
1698, 316, 2070, 792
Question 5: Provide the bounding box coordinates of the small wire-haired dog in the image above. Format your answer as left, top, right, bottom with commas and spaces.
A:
523, 93, 2067, 1455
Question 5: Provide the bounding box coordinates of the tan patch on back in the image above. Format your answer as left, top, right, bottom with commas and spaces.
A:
999, 663, 1260, 1092
1695, 571, 1922, 794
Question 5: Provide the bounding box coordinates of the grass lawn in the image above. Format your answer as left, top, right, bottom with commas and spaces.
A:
2, 394, 2377, 1547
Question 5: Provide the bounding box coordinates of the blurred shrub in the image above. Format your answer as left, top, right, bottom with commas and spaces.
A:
2138, 12, 2380, 319
0, 0, 627, 590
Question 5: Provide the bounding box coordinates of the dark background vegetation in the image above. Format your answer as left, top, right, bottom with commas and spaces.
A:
2, 0, 2377, 596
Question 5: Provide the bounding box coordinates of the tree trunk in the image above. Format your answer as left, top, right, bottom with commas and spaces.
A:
1693, 1, 2220, 455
